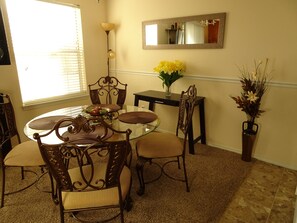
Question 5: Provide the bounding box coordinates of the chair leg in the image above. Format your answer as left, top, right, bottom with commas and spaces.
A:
21, 166, 24, 180
48, 171, 59, 204
0, 167, 5, 208
177, 157, 181, 169
124, 195, 133, 212
60, 211, 65, 223
124, 177, 133, 211
136, 157, 147, 196
58, 194, 65, 223
120, 206, 124, 223
182, 157, 190, 192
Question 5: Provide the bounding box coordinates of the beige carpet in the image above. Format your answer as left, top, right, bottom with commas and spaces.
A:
0, 144, 253, 223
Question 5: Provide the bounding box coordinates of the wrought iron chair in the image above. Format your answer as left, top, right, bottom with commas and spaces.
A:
88, 75, 127, 108
33, 115, 133, 223
0, 93, 46, 208
135, 85, 197, 195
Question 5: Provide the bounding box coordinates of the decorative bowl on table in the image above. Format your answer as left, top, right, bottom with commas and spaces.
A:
85, 104, 121, 119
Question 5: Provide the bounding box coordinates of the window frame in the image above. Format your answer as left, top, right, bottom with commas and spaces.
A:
6, 0, 88, 107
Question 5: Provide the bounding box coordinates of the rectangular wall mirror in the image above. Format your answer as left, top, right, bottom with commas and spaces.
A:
142, 12, 226, 50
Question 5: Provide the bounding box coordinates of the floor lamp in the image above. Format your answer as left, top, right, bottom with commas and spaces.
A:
101, 22, 115, 77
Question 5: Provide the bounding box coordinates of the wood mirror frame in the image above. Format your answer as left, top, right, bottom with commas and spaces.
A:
142, 12, 226, 50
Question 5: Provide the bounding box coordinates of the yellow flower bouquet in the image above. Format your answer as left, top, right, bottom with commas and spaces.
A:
154, 60, 186, 89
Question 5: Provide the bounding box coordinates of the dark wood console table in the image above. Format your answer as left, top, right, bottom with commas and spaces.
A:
134, 90, 206, 154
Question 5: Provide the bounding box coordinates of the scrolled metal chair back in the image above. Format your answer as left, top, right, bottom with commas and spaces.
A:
0, 93, 19, 140
176, 85, 197, 137
89, 76, 127, 108
34, 115, 131, 192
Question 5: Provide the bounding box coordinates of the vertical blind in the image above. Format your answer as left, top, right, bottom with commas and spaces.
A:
6, 0, 87, 106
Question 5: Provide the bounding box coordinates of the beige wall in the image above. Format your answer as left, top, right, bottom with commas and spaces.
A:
106, 0, 297, 170
0, 0, 296, 170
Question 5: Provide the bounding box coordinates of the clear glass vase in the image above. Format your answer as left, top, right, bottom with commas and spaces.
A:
165, 85, 171, 97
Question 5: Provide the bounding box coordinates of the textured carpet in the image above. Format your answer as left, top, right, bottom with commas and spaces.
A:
0, 144, 253, 223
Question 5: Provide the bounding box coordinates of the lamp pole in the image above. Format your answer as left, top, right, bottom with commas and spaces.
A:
101, 23, 115, 77
105, 30, 110, 77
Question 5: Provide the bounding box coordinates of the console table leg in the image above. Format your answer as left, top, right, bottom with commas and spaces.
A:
134, 97, 139, 107
188, 121, 195, 154
148, 102, 155, 111
199, 101, 206, 144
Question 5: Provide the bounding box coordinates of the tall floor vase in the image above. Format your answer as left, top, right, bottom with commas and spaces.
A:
241, 121, 258, 162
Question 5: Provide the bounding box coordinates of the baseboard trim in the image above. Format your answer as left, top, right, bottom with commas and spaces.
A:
204, 142, 297, 171
155, 127, 297, 170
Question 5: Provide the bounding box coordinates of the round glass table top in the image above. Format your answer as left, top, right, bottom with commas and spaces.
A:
24, 105, 160, 144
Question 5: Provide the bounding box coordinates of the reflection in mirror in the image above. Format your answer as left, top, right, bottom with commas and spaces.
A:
143, 13, 226, 49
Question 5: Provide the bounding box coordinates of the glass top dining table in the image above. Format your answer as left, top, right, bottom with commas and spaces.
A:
24, 105, 160, 144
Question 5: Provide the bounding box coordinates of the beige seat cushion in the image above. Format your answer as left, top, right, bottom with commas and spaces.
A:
62, 164, 131, 210
136, 132, 183, 158
4, 140, 45, 166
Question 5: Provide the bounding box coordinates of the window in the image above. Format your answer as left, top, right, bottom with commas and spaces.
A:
145, 24, 157, 46
6, 0, 87, 106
